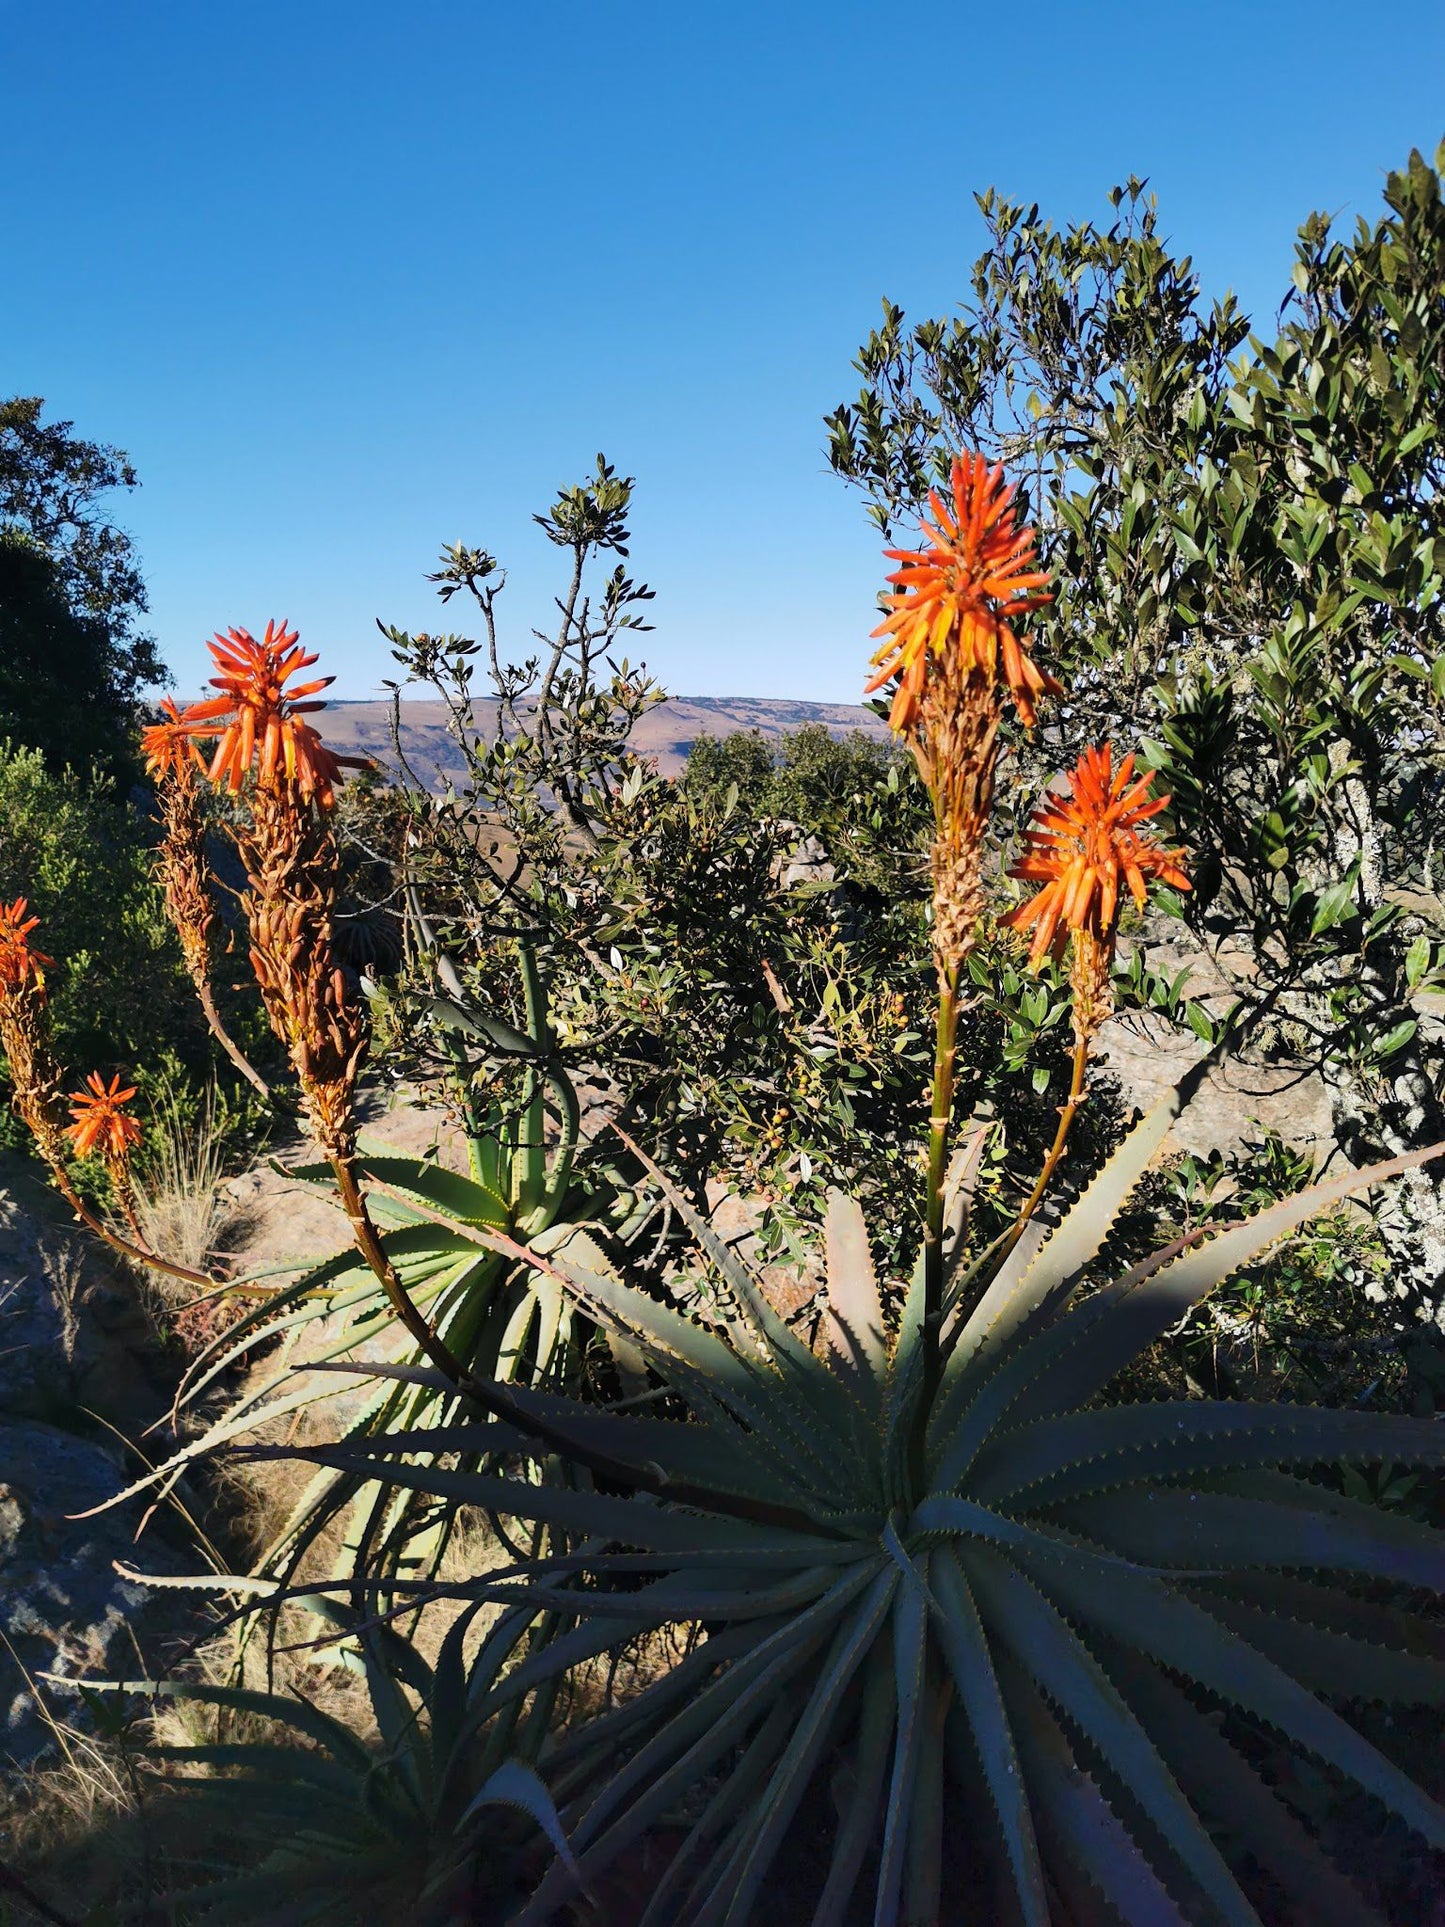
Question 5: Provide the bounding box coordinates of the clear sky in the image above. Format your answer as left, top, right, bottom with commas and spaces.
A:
3, 0, 1442, 704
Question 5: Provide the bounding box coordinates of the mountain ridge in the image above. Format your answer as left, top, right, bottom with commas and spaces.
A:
309, 694, 891, 785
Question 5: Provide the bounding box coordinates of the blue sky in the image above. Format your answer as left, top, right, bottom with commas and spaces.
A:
3, 1, 1442, 704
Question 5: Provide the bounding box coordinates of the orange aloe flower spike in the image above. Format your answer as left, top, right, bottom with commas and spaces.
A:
175, 620, 361, 805
0, 897, 53, 991
1003, 744, 1190, 969
141, 696, 207, 781
65, 1071, 143, 1162
865, 453, 1058, 733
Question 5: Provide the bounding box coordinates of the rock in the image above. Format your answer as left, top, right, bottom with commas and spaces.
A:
0, 1420, 188, 1770
0, 1159, 167, 1432
1096, 1011, 1335, 1162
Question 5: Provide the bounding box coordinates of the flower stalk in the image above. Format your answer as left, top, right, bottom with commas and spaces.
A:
865, 457, 1058, 1431
142, 698, 274, 1103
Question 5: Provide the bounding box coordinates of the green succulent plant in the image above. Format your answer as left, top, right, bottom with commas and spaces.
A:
101, 939, 638, 1597
88, 1598, 572, 1925
257, 1059, 1445, 1926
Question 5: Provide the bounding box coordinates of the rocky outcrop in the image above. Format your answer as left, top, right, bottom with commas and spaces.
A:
0, 1162, 193, 1773
0, 1421, 188, 1769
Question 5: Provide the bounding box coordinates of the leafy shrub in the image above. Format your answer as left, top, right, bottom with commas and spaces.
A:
0, 743, 189, 1094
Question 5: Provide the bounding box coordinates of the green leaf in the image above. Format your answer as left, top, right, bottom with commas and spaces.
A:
966, 1546, 1256, 1924
358, 1150, 510, 1227
967, 1400, 1445, 1509
930, 1550, 1047, 1927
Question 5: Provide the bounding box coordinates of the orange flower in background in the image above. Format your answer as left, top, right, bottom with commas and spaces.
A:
0, 897, 53, 992
141, 696, 207, 781
1004, 745, 1190, 969
866, 453, 1058, 734
179, 621, 361, 805
65, 1071, 143, 1163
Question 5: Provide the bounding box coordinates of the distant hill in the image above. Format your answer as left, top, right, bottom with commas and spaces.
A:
317, 695, 892, 786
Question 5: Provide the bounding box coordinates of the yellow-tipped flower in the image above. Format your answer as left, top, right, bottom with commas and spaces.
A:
0, 896, 52, 992
1004, 745, 1190, 967
1005, 744, 1190, 1045
866, 453, 1057, 735
64, 1072, 143, 1163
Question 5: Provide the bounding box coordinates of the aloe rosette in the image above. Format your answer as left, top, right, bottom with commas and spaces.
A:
91, 944, 625, 1594
245, 1055, 1445, 1925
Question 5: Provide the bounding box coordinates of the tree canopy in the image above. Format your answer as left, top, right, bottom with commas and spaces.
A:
0, 396, 165, 772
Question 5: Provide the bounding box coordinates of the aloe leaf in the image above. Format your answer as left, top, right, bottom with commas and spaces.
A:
999, 1667, 1194, 1927
516, 1577, 872, 1926
811, 1638, 898, 1927
572, 1567, 871, 1854
965, 1545, 1258, 1926
927, 1221, 1050, 1453
153, 1743, 367, 1802
83, 1678, 374, 1769
350, 1406, 796, 1511
609, 1125, 811, 1360
1057, 1485, 1445, 1591
1190, 1589, 1445, 1705
968, 1400, 1445, 1508
874, 1540, 930, 1926
941, 1122, 992, 1276
935, 1140, 1445, 1490
354, 1151, 510, 1227
638, 1697, 800, 1927
1016, 1542, 1445, 1848
538, 1226, 864, 1508
1106, 1652, 1386, 1927
712, 1565, 898, 1927
823, 1187, 886, 1398
458, 1758, 577, 1878
419, 990, 537, 1057
951, 1048, 1223, 1371
1015, 1138, 1445, 1429
928, 1549, 1048, 1927
542, 1618, 779, 1794
253, 1450, 858, 1559
1192, 1570, 1445, 1660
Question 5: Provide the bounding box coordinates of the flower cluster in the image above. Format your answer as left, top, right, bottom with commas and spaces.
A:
143, 696, 215, 993
864, 451, 1190, 1031
0, 897, 66, 1167
0, 896, 52, 992
866, 454, 1056, 737
179, 621, 358, 806
867, 456, 1059, 980
149, 622, 371, 1162
66, 1070, 143, 1162
1005, 744, 1190, 1042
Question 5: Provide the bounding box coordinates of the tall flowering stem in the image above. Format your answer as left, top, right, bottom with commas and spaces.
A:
142, 699, 274, 1103
1002, 744, 1190, 1241
164, 624, 480, 1385
866, 456, 1056, 1424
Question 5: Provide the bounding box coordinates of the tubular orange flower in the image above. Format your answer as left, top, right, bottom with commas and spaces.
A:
866, 454, 1057, 734
141, 696, 207, 781
1004, 745, 1191, 970
179, 620, 361, 806
0, 897, 53, 991
65, 1071, 143, 1163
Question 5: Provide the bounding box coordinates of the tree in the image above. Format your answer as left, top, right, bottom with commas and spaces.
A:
827, 141, 1445, 1313
0, 532, 143, 772
0, 396, 165, 768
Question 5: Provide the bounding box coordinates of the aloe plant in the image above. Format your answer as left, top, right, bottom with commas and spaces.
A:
88, 1598, 574, 1924
100, 939, 641, 1596
252, 1058, 1445, 1925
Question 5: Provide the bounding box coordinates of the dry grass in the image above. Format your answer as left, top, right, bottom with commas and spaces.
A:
130, 1078, 247, 1287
